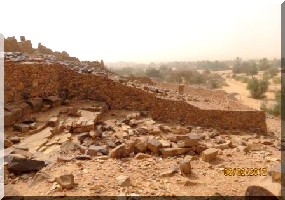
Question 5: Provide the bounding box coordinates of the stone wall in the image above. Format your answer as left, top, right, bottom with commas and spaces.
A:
4, 62, 267, 133
81, 61, 105, 69
4, 36, 33, 54
38, 42, 53, 54
4, 62, 61, 102
4, 37, 79, 62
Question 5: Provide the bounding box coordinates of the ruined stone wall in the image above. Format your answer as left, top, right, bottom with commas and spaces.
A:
38, 43, 53, 54
4, 62, 267, 133
4, 37, 79, 62
81, 61, 105, 69
4, 62, 61, 102
4, 36, 33, 53
4, 37, 19, 52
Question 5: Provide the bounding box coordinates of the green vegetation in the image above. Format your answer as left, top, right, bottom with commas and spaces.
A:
244, 61, 258, 75
145, 68, 161, 78
260, 102, 267, 111
109, 58, 280, 92
262, 67, 279, 81
260, 90, 281, 116
164, 69, 225, 89
247, 77, 269, 99
259, 58, 270, 71
232, 57, 258, 75
232, 57, 281, 78
195, 60, 229, 71
267, 67, 279, 77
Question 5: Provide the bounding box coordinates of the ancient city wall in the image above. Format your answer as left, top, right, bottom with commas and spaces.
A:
4, 37, 80, 62
4, 36, 34, 54
4, 62, 267, 133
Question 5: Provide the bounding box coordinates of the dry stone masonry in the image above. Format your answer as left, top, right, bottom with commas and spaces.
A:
4, 61, 266, 133
3, 36, 282, 197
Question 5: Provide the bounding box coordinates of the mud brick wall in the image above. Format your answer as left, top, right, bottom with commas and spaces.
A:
4, 62, 267, 133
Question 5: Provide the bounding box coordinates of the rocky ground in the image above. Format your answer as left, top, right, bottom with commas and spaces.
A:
3, 100, 283, 197
3, 37, 283, 198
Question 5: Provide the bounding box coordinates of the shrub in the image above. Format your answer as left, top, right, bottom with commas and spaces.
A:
247, 77, 269, 99
232, 58, 258, 75
259, 58, 270, 71
267, 103, 280, 116
146, 67, 161, 78
262, 71, 271, 81
267, 67, 279, 77
263, 91, 281, 116
260, 102, 267, 111
245, 61, 258, 75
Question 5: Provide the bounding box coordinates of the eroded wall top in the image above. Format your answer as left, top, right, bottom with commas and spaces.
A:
4, 36, 102, 64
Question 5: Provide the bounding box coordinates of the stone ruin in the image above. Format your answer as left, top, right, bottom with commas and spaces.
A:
4, 59, 267, 132
3, 38, 267, 133
5, 36, 33, 54
5, 36, 95, 63
3, 36, 282, 197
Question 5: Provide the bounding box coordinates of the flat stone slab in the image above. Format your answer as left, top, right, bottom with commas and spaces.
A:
87, 145, 109, 156
57, 155, 74, 162
26, 98, 43, 112
9, 136, 21, 144
20, 127, 52, 154
44, 96, 61, 108
147, 139, 162, 154
201, 148, 219, 162
48, 117, 59, 127
13, 124, 30, 133
4, 139, 13, 148
116, 175, 131, 187
75, 155, 91, 160
245, 176, 282, 197
6, 154, 46, 172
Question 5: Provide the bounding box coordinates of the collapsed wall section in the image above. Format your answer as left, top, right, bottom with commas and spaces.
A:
4, 62, 267, 133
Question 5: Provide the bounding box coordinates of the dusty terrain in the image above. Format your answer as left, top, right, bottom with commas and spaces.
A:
4, 100, 282, 197
3, 36, 283, 198
218, 70, 281, 110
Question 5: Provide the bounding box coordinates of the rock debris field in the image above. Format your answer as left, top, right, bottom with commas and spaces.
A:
2, 36, 284, 198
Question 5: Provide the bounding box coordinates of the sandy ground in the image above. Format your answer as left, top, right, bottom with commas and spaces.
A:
4, 101, 282, 196
217, 70, 281, 110
7, 147, 281, 196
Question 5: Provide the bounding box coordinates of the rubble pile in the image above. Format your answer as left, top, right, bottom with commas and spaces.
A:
3, 101, 282, 196
3, 36, 281, 197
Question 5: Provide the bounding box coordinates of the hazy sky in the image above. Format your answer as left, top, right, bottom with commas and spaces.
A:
0, 0, 282, 63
